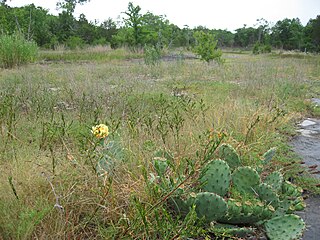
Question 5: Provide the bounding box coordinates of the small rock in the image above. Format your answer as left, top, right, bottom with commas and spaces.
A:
311, 98, 320, 107
299, 119, 316, 127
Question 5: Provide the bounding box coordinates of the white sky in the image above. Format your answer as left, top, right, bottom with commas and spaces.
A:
7, 0, 320, 31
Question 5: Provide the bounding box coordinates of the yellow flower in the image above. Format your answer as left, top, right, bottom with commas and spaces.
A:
91, 124, 109, 139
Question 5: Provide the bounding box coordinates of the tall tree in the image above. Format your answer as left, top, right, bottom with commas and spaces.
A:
234, 25, 258, 47
271, 18, 304, 50
304, 15, 320, 52
56, 0, 90, 14
123, 2, 142, 47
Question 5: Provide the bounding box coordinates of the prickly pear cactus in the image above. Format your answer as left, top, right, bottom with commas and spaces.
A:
256, 183, 280, 208
210, 223, 256, 238
164, 142, 306, 239
96, 140, 125, 176
199, 159, 231, 196
282, 181, 303, 198
232, 166, 260, 194
194, 192, 228, 223
262, 147, 277, 165
153, 158, 169, 176
264, 214, 305, 240
220, 198, 274, 224
169, 192, 197, 216
218, 144, 241, 170
264, 171, 283, 192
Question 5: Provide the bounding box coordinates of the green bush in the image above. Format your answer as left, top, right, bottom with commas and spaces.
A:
144, 45, 161, 66
193, 31, 223, 63
66, 36, 85, 50
0, 33, 38, 68
253, 42, 272, 54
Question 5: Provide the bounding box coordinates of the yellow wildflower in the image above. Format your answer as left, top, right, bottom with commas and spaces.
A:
91, 124, 109, 139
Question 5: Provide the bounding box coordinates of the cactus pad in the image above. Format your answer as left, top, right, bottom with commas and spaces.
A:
210, 223, 255, 238
194, 192, 228, 223
282, 181, 303, 198
256, 183, 279, 208
264, 214, 305, 240
220, 198, 274, 224
264, 171, 283, 192
262, 147, 277, 165
218, 144, 241, 170
153, 158, 169, 176
232, 166, 260, 194
199, 159, 231, 196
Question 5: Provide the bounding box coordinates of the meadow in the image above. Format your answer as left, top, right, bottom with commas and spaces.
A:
0, 47, 320, 239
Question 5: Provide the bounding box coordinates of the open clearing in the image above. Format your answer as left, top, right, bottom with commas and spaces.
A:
1, 49, 320, 239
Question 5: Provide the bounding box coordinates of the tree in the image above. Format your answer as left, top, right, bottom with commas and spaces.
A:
271, 18, 304, 50
211, 29, 234, 47
304, 15, 320, 52
234, 25, 258, 47
123, 2, 142, 47
254, 18, 271, 44
193, 31, 223, 63
56, 0, 90, 14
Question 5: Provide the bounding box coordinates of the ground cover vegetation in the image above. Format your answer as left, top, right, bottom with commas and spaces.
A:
1, 0, 320, 239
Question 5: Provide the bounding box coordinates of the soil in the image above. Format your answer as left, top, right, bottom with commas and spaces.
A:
290, 99, 320, 240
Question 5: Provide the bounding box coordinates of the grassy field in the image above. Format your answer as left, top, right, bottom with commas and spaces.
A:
0, 48, 320, 239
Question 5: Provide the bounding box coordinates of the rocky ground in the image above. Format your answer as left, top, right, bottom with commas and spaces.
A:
291, 99, 320, 240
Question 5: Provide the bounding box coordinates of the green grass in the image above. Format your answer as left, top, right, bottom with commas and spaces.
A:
0, 48, 319, 239
39, 46, 143, 62
0, 33, 38, 68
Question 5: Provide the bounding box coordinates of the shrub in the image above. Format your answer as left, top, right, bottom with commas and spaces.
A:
192, 31, 223, 63
253, 42, 272, 54
65, 36, 85, 50
0, 33, 38, 68
144, 45, 161, 66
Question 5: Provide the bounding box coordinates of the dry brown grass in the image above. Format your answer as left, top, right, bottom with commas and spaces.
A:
0, 49, 319, 238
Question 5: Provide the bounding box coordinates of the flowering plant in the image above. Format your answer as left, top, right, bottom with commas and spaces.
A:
91, 124, 125, 177
91, 124, 109, 139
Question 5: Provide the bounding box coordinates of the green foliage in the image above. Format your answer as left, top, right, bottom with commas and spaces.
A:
253, 42, 272, 54
271, 18, 304, 50
193, 31, 223, 63
234, 26, 259, 48
1, 3, 319, 52
123, 2, 143, 47
0, 33, 38, 68
144, 45, 161, 65
66, 36, 85, 50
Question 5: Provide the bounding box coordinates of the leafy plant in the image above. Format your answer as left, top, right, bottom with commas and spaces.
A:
144, 45, 161, 66
253, 42, 272, 54
192, 31, 223, 63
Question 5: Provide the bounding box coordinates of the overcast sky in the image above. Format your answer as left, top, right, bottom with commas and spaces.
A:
7, 0, 320, 31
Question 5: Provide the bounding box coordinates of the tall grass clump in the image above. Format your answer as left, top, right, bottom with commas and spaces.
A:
0, 33, 38, 68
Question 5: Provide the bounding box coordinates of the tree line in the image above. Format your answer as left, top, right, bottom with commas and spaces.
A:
0, 0, 319, 52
